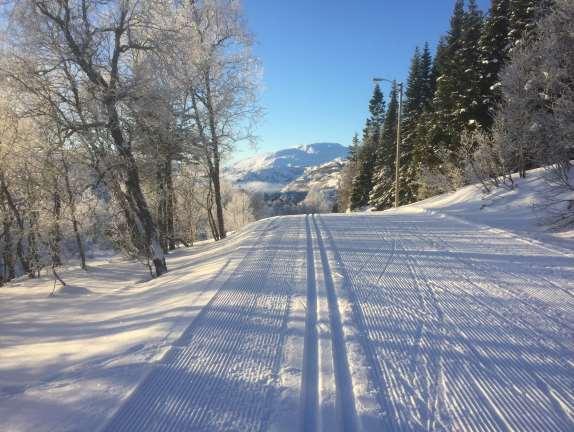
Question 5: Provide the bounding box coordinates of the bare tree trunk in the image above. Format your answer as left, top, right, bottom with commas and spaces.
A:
210, 163, 226, 240
1, 211, 15, 281
206, 183, 220, 240
62, 158, 86, 270
107, 103, 167, 277
519, 143, 526, 178
27, 212, 40, 278
205, 76, 226, 239
157, 160, 169, 253
207, 208, 218, 241
166, 161, 176, 251
0, 174, 30, 274
50, 190, 62, 267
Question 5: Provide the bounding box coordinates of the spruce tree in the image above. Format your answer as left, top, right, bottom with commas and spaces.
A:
425, 0, 467, 161
461, 0, 486, 130
350, 85, 386, 209
369, 82, 399, 210
401, 44, 435, 205
419, 42, 434, 110
349, 133, 360, 162
404, 47, 422, 115
479, 0, 511, 129
508, 0, 549, 48
350, 122, 376, 209
338, 133, 361, 212
425, 0, 484, 164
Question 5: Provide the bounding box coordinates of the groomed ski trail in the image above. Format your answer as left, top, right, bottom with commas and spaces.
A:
101, 212, 573, 432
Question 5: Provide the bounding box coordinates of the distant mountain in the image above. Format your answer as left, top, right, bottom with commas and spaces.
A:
284, 158, 348, 213
226, 142, 349, 192
282, 158, 347, 193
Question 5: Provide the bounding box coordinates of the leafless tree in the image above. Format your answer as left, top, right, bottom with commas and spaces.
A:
166, 0, 261, 240
3, 1, 171, 275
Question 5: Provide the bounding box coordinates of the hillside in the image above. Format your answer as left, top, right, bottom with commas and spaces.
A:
282, 158, 346, 193
226, 142, 348, 192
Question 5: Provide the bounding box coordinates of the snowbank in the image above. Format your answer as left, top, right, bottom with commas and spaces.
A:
403, 166, 573, 252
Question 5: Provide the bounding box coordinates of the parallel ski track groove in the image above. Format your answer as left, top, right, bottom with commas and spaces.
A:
317, 215, 401, 430
300, 215, 319, 431
312, 214, 358, 431
323, 214, 445, 430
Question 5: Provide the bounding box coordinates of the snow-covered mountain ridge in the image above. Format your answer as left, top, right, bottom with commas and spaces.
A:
225, 142, 349, 192
282, 158, 346, 193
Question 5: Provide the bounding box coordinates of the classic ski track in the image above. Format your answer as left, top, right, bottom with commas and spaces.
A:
95, 212, 573, 432
399, 215, 574, 430
103, 217, 307, 432
316, 215, 405, 430
300, 215, 319, 431
311, 215, 359, 432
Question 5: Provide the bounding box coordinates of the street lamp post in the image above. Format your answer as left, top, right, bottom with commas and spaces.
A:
373, 78, 403, 208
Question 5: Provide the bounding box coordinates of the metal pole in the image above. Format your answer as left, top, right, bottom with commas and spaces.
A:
394, 82, 403, 208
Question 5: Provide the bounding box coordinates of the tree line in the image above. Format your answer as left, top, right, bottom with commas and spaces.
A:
339, 0, 572, 221
0, 0, 260, 283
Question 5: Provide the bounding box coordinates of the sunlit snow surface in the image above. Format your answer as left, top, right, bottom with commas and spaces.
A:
1, 168, 573, 431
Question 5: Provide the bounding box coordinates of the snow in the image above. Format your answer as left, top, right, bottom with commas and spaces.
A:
282, 158, 346, 193
225, 142, 348, 191
1, 167, 573, 431
407, 166, 574, 252
0, 229, 260, 432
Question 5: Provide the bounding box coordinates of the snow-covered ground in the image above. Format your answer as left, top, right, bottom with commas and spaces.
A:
1, 171, 573, 431
408, 166, 574, 252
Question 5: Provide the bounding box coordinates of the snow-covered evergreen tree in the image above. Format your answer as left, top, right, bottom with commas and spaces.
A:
479, 0, 511, 129
400, 45, 434, 205
369, 82, 399, 210
462, 0, 487, 129
508, 0, 551, 48
425, 0, 484, 163
350, 85, 385, 209
419, 43, 434, 110
338, 134, 361, 211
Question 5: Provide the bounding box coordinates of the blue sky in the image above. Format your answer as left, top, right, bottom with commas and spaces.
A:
236, 0, 491, 160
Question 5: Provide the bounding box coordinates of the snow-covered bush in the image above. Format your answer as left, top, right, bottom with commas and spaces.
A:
224, 188, 256, 232
462, 128, 514, 193
415, 148, 469, 200
302, 185, 335, 213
